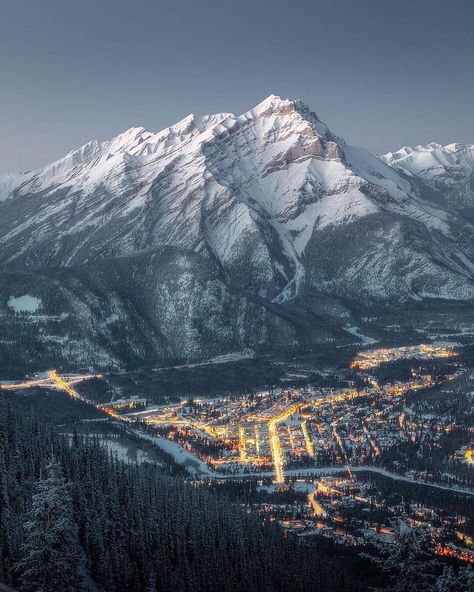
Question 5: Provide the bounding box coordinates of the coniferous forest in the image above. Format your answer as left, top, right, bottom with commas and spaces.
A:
0, 401, 364, 592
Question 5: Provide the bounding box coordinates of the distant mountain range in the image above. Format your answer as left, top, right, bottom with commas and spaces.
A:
0, 95, 472, 371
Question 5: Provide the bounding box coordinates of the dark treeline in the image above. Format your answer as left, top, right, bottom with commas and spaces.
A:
0, 401, 364, 592
96, 359, 286, 404
8, 389, 104, 424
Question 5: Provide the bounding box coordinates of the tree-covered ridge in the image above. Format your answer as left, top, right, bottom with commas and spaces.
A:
0, 402, 359, 592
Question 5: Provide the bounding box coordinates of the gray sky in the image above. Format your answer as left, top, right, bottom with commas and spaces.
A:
1, 0, 473, 173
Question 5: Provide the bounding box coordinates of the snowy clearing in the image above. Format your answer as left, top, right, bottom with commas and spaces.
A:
7, 294, 42, 313
122, 425, 213, 476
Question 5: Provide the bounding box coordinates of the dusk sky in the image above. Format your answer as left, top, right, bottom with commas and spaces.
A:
1, 0, 473, 173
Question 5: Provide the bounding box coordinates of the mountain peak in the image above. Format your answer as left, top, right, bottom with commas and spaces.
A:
252, 94, 301, 116
167, 114, 196, 133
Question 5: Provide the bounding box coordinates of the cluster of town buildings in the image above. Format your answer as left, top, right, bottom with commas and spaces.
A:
139, 371, 454, 481
351, 343, 456, 370
257, 476, 474, 564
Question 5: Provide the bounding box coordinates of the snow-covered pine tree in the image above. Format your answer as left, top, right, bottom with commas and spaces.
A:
433, 565, 474, 592
363, 519, 439, 592
457, 566, 474, 591
434, 566, 460, 592
15, 458, 84, 592
0, 449, 14, 586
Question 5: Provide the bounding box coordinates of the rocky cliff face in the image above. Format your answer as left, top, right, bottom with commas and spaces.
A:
0, 96, 472, 370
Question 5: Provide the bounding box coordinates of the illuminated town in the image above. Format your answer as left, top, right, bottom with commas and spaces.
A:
129, 344, 459, 484
350, 343, 458, 371
250, 474, 474, 564
139, 379, 433, 480
2, 342, 473, 565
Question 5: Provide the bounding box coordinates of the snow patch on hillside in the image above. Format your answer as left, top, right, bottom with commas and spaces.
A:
8, 294, 42, 313
344, 325, 378, 345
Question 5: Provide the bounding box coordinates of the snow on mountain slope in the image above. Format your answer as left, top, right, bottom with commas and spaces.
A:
0, 95, 472, 307
0, 113, 233, 201
383, 142, 474, 179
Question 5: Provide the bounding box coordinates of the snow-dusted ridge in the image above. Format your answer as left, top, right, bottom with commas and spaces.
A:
381, 141, 474, 186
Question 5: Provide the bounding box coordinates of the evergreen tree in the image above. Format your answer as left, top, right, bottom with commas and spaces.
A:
434, 565, 474, 592
453, 566, 474, 592
363, 520, 438, 592
0, 448, 14, 586
434, 567, 459, 592
16, 458, 84, 592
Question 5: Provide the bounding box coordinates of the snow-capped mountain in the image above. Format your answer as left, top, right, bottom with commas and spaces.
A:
0, 95, 472, 370
382, 142, 474, 214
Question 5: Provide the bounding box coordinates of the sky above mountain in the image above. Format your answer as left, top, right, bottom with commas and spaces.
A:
1, 0, 473, 173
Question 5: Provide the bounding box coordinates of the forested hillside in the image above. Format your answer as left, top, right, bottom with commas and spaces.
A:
0, 402, 362, 592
